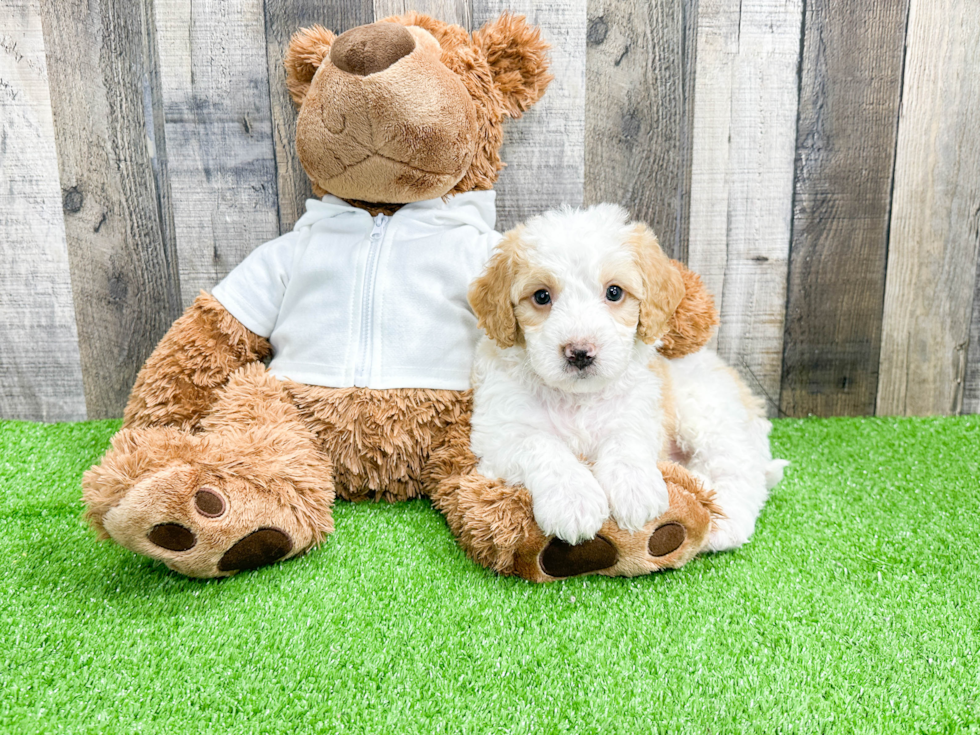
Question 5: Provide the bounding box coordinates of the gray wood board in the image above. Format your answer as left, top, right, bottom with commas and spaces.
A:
472, 0, 586, 231
687, 0, 804, 416
584, 0, 698, 261
374, 0, 471, 27
963, 251, 980, 413
40, 0, 182, 419
154, 0, 281, 307
876, 0, 980, 416
0, 0, 86, 421
263, 0, 374, 233
779, 0, 909, 417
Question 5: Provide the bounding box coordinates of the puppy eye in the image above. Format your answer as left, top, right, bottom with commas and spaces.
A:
533, 289, 551, 306
606, 285, 624, 302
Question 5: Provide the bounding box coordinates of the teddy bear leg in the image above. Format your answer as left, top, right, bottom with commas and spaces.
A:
83, 363, 334, 577
593, 462, 720, 578
426, 420, 718, 581
432, 463, 717, 582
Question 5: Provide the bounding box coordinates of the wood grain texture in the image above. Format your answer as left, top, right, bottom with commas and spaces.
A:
963, 255, 980, 414
40, 0, 183, 419
472, 0, 586, 231
263, 0, 374, 233
687, 0, 804, 416
154, 0, 281, 308
779, 0, 909, 417
374, 0, 470, 27
876, 0, 980, 416
584, 0, 698, 261
0, 0, 86, 421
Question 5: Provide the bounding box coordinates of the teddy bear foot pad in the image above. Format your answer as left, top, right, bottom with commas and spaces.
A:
538, 522, 688, 578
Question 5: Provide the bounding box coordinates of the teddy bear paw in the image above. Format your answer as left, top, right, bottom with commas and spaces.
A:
101, 465, 325, 578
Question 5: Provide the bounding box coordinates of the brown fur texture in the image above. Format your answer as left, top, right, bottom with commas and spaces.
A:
83, 13, 719, 582
284, 25, 336, 105
467, 226, 526, 348
86, 364, 335, 577
284, 13, 550, 204
628, 224, 687, 345
123, 292, 271, 432
659, 261, 720, 359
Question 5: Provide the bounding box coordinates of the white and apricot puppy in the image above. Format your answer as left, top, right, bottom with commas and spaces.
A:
467, 204, 685, 544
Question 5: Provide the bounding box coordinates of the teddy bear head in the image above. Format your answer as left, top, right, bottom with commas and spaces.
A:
284, 12, 552, 206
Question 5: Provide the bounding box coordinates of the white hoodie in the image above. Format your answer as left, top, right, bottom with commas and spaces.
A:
212, 191, 502, 390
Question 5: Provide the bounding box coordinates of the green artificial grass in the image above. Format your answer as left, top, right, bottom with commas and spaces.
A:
1, 416, 978, 734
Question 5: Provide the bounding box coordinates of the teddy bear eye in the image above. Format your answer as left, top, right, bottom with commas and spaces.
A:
533, 289, 551, 306
606, 285, 624, 302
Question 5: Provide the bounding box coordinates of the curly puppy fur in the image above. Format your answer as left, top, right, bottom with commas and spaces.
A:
468, 205, 785, 555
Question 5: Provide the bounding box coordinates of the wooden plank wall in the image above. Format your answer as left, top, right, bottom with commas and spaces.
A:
1, 0, 979, 421
687, 0, 803, 415
876, 0, 980, 416
0, 0, 86, 421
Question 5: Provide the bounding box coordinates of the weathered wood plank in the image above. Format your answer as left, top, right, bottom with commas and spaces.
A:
876, 0, 980, 416
472, 0, 586, 231
675, 0, 698, 265
39, 0, 183, 419
584, 0, 698, 261
779, 0, 909, 417
154, 0, 281, 307
0, 0, 86, 422
963, 255, 980, 414
686, 0, 804, 417
263, 0, 375, 233
374, 0, 470, 27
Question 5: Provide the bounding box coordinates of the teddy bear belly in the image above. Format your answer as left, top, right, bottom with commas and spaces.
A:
284, 382, 473, 503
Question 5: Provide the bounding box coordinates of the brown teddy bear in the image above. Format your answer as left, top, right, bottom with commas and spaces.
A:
82, 12, 720, 582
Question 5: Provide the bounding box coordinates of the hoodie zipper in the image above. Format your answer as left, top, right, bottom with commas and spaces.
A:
354, 213, 388, 386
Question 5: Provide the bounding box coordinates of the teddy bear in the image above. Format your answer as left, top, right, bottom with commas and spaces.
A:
82, 11, 721, 582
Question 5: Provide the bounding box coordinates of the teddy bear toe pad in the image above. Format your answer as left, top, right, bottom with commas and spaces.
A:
539, 535, 618, 578
648, 522, 686, 557
147, 523, 197, 552
193, 488, 226, 518
217, 528, 294, 572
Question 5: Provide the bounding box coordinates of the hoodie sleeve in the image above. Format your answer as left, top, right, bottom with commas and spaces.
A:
211, 231, 301, 338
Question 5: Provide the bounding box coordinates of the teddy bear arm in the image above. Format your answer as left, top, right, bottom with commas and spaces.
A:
123, 292, 271, 432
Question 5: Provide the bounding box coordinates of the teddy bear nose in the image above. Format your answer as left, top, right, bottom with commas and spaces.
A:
330, 22, 416, 76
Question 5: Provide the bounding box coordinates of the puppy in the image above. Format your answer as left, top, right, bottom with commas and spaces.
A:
467, 204, 787, 549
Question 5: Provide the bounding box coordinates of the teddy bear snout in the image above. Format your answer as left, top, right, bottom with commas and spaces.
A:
330, 22, 416, 77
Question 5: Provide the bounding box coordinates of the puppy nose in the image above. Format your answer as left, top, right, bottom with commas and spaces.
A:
330, 22, 416, 76
563, 343, 596, 370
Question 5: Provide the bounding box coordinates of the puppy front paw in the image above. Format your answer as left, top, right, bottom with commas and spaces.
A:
594, 460, 669, 533
531, 473, 609, 545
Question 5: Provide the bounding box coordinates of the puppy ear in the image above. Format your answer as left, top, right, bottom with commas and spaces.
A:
473, 13, 553, 118
284, 25, 336, 107
658, 261, 720, 358
468, 230, 525, 348
628, 224, 686, 345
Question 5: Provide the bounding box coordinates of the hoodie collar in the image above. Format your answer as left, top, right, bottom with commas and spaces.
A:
293, 190, 497, 233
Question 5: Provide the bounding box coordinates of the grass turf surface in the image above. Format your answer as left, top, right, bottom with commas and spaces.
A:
0, 417, 978, 734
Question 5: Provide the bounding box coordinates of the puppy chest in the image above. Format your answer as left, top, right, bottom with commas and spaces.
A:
544, 398, 662, 459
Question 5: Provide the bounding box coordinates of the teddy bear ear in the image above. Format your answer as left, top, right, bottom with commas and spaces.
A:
473, 13, 553, 118
284, 25, 336, 107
